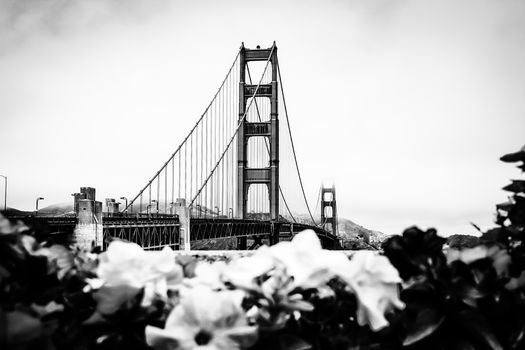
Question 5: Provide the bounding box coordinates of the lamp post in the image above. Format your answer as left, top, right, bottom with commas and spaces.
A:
120, 197, 128, 215
35, 197, 44, 216
0, 175, 6, 211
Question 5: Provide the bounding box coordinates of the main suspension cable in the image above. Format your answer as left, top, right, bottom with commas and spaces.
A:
276, 57, 318, 226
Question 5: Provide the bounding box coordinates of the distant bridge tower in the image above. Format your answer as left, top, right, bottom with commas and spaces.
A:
321, 185, 338, 236
237, 43, 279, 221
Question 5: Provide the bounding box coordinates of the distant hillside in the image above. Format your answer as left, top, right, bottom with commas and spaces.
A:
2, 207, 31, 216
37, 203, 74, 216
338, 217, 388, 244
282, 212, 387, 248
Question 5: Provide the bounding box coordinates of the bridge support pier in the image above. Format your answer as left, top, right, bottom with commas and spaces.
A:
237, 236, 247, 250
73, 187, 103, 250
175, 198, 190, 251
237, 43, 279, 226
269, 222, 280, 245
321, 185, 338, 237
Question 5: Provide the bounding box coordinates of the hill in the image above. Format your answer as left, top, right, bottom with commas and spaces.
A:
37, 203, 74, 216
338, 217, 388, 246
281, 212, 387, 249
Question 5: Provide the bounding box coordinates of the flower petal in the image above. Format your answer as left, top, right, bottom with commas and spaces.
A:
145, 326, 177, 350
338, 251, 404, 331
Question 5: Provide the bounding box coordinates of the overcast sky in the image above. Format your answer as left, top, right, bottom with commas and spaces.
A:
1, 0, 524, 236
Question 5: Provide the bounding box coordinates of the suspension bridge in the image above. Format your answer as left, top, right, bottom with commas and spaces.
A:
11, 42, 342, 250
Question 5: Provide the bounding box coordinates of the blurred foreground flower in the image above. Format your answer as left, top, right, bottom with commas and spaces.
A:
224, 230, 351, 329
382, 226, 447, 281
339, 251, 404, 331
146, 286, 257, 350
268, 230, 351, 289
232, 230, 350, 289
0, 214, 29, 235
97, 240, 183, 305
185, 260, 228, 290
21, 235, 74, 279
447, 244, 511, 277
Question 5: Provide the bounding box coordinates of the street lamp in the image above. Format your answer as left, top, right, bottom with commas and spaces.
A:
0, 175, 6, 211
35, 197, 44, 216
120, 197, 128, 214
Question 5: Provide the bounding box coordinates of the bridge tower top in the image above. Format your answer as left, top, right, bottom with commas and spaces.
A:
321, 185, 338, 237
237, 43, 279, 221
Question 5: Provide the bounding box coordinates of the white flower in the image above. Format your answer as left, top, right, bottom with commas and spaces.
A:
222, 231, 348, 330
265, 230, 352, 289
185, 261, 228, 290
146, 286, 257, 350
222, 253, 275, 290
338, 251, 404, 331
97, 241, 183, 305
447, 245, 511, 277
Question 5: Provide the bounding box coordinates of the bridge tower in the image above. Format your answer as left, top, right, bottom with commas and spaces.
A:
237, 43, 279, 221
321, 185, 338, 236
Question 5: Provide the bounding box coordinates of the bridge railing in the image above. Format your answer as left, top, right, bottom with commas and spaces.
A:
102, 215, 180, 251
190, 217, 341, 250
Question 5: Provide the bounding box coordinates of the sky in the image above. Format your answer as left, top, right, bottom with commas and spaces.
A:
1, 0, 524, 236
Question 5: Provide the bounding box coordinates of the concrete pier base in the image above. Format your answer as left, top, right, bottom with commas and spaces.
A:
175, 198, 190, 251
72, 187, 103, 250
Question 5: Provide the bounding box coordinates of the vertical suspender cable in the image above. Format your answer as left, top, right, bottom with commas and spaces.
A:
184, 142, 187, 201
200, 118, 203, 210
171, 158, 174, 211
222, 79, 226, 214
164, 167, 167, 214
211, 100, 215, 214
178, 152, 181, 199
205, 112, 208, 216
190, 133, 193, 204
148, 185, 151, 213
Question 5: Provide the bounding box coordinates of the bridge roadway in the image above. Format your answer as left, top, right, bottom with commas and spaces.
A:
104, 215, 341, 250
190, 218, 341, 249
6, 214, 341, 250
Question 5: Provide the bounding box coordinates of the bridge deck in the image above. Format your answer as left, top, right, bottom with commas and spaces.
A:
6, 214, 341, 250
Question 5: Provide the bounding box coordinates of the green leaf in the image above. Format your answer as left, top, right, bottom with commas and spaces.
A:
6, 310, 43, 347
403, 307, 445, 346
278, 334, 312, 350
95, 285, 142, 315
84, 285, 143, 325
456, 310, 504, 350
